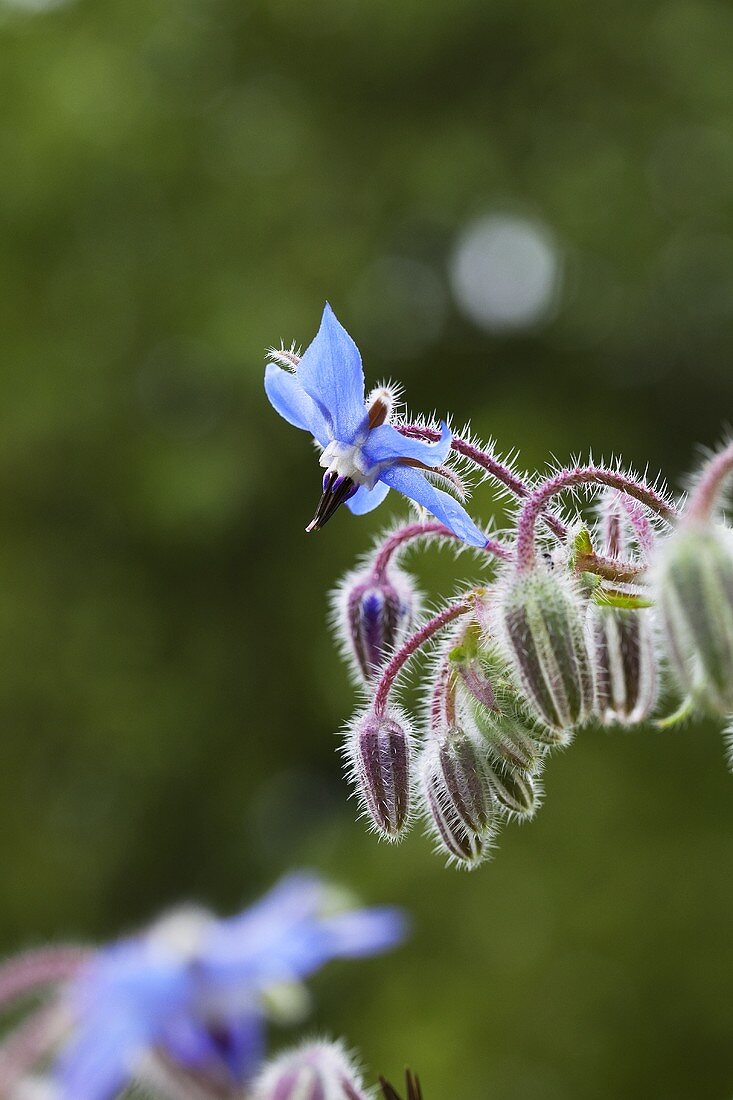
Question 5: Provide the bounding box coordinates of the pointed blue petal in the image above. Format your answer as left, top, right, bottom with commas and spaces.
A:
382, 466, 487, 547
318, 907, 408, 958
362, 421, 452, 469
296, 304, 366, 442
264, 364, 330, 447
346, 481, 390, 515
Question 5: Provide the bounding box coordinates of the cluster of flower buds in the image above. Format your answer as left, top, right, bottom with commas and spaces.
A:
266, 305, 733, 866
326, 431, 733, 867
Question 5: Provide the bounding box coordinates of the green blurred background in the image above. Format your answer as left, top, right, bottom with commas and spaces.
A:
1, 0, 732, 1096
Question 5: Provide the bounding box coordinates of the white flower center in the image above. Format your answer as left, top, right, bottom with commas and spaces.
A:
319, 440, 378, 489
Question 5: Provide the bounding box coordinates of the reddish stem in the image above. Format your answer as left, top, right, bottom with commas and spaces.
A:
430, 658, 458, 733
372, 522, 509, 579
516, 466, 676, 572
397, 424, 568, 540
687, 441, 733, 522
575, 550, 647, 584
373, 600, 472, 714
0, 1003, 68, 1094
0, 947, 90, 1013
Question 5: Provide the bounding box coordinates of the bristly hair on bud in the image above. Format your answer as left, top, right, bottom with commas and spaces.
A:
343, 706, 415, 840
486, 566, 596, 736
655, 522, 733, 715
591, 491, 659, 726
418, 730, 497, 869
593, 604, 659, 726
331, 562, 420, 685
724, 717, 733, 774
251, 1040, 367, 1100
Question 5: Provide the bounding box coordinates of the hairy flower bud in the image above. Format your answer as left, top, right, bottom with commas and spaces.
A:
419, 730, 496, 868
486, 761, 538, 817
593, 605, 658, 725
333, 565, 418, 683
345, 707, 414, 839
252, 1041, 366, 1100
656, 522, 733, 713
490, 569, 595, 735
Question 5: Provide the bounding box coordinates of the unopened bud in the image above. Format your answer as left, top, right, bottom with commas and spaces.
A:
252, 1041, 366, 1100
334, 565, 418, 683
655, 522, 733, 713
345, 707, 414, 839
593, 605, 658, 725
486, 761, 538, 818
490, 569, 595, 734
419, 730, 496, 868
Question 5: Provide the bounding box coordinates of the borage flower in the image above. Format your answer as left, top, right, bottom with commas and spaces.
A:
52, 873, 404, 1100
265, 304, 487, 547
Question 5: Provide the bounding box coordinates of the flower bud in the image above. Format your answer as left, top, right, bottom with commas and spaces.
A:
486, 760, 537, 817
655, 522, 733, 713
491, 569, 595, 735
345, 707, 414, 839
252, 1041, 366, 1100
593, 605, 658, 725
334, 565, 418, 683
419, 730, 496, 868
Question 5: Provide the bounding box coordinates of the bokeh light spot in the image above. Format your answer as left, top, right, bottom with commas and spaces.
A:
449, 214, 562, 333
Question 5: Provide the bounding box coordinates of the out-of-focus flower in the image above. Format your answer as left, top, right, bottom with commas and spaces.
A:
52, 874, 404, 1100
264, 304, 487, 546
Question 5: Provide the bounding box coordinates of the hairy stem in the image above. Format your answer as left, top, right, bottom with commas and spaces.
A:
516, 466, 676, 572
397, 424, 568, 540
0, 948, 90, 1013
372, 522, 509, 578
0, 1003, 68, 1095
687, 441, 733, 522
575, 550, 647, 584
373, 600, 472, 714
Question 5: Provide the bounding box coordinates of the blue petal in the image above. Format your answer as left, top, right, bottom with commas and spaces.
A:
264, 364, 330, 447
56, 1011, 151, 1100
382, 466, 487, 548
362, 421, 452, 469
296, 304, 366, 442
318, 907, 408, 958
346, 481, 390, 515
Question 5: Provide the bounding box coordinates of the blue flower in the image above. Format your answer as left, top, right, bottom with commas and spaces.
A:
55, 873, 406, 1100
265, 304, 487, 547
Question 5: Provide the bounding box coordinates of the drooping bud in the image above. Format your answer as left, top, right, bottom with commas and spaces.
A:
589, 492, 659, 725
345, 707, 414, 839
593, 604, 658, 725
485, 761, 538, 817
488, 568, 595, 735
252, 1041, 367, 1100
655, 521, 733, 713
419, 730, 496, 868
443, 633, 543, 820
333, 565, 418, 683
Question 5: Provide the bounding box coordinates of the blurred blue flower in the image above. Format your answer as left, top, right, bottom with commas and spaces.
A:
265, 304, 487, 547
56, 873, 405, 1100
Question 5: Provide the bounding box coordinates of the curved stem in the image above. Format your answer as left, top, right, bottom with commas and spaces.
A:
0, 1003, 68, 1095
575, 550, 647, 584
397, 424, 568, 540
516, 466, 676, 572
372, 522, 510, 578
373, 600, 472, 715
688, 441, 733, 522
0, 947, 90, 1014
